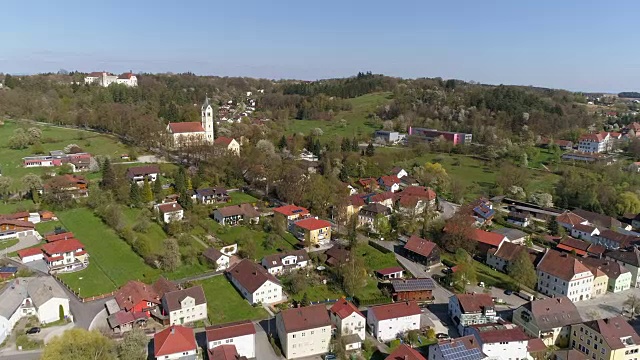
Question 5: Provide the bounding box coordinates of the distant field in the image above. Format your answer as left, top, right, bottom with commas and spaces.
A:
197, 276, 269, 324
286, 92, 392, 138
0, 120, 131, 191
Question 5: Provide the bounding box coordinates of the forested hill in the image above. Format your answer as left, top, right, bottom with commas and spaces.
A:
0, 72, 597, 146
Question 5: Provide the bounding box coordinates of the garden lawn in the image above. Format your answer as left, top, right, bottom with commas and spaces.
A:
356, 244, 399, 271
207, 220, 298, 259
197, 276, 268, 324
57, 262, 117, 297
0, 120, 131, 191
354, 278, 384, 299
0, 200, 38, 214
290, 283, 345, 302
121, 207, 167, 255
0, 238, 19, 251
56, 208, 160, 297
35, 221, 64, 235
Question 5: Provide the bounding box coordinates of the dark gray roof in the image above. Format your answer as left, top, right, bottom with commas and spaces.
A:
522, 296, 581, 332
491, 228, 528, 242
606, 247, 640, 267
391, 278, 435, 292
360, 203, 392, 216
163, 286, 207, 312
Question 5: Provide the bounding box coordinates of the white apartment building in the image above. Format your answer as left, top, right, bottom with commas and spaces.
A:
536, 250, 594, 302
277, 305, 332, 359
463, 323, 530, 360
162, 286, 207, 326
206, 320, 256, 359
227, 259, 283, 305
577, 132, 610, 153
329, 299, 366, 350
366, 301, 421, 342
448, 293, 499, 334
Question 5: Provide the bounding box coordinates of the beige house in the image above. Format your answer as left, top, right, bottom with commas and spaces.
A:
276, 304, 332, 359
161, 286, 207, 326
329, 299, 365, 350
578, 260, 609, 298
512, 296, 581, 347
292, 218, 332, 245
570, 316, 640, 360
214, 137, 240, 155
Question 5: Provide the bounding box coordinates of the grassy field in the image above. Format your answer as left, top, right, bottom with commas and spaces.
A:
207, 220, 299, 259
34, 220, 64, 235
356, 244, 400, 271
286, 92, 392, 138
0, 200, 39, 214
121, 207, 168, 256
0, 238, 19, 251
0, 120, 131, 191
197, 276, 269, 324
55, 208, 160, 297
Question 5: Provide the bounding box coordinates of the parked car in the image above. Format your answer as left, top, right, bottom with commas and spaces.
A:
504, 289, 513, 295
324, 354, 337, 360
436, 333, 450, 340
25, 327, 41, 334
441, 268, 452, 274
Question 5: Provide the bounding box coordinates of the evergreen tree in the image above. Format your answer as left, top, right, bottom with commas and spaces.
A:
142, 179, 153, 203
351, 137, 359, 152
341, 137, 350, 152
178, 191, 193, 210
365, 142, 375, 157
174, 167, 186, 194
100, 158, 116, 190
312, 139, 321, 156
153, 174, 164, 202
339, 164, 349, 182
129, 182, 141, 206
278, 135, 288, 150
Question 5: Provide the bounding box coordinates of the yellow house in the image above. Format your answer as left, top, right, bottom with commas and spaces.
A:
581, 262, 609, 298
570, 316, 640, 360
293, 218, 332, 245
346, 195, 366, 218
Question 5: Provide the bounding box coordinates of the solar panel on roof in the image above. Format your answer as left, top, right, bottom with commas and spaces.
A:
391, 278, 435, 291
292, 209, 303, 213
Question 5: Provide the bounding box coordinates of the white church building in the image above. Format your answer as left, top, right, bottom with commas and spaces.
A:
166, 98, 215, 147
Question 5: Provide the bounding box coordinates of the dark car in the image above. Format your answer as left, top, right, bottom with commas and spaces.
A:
436, 333, 450, 339
441, 268, 452, 274
504, 289, 513, 295
324, 354, 337, 360
25, 327, 41, 334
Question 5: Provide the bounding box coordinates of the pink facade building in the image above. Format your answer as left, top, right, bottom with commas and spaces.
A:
408, 127, 472, 145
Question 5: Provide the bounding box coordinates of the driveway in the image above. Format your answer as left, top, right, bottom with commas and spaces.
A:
1, 235, 40, 256
255, 319, 283, 360
438, 199, 459, 221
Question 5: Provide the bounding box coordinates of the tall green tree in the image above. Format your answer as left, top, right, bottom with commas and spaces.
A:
452, 249, 476, 292
142, 178, 153, 203
161, 238, 181, 271
174, 167, 186, 194
153, 174, 164, 202
41, 328, 116, 360
100, 158, 117, 191
351, 138, 359, 152
129, 182, 141, 207
365, 142, 375, 157
278, 135, 288, 150
340, 249, 367, 296
507, 249, 537, 289
117, 328, 148, 360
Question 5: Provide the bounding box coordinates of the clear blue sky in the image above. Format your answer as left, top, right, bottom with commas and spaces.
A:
2, 0, 639, 92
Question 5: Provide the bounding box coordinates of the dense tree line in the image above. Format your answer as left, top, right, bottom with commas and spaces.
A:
282, 72, 397, 98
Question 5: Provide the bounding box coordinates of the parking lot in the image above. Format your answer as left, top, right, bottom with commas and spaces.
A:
574, 287, 640, 320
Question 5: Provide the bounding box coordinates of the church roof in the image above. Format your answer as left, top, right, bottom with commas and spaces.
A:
202, 97, 212, 110
168, 122, 205, 134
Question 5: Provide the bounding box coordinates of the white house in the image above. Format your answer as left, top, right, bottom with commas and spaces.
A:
0, 277, 70, 345
448, 293, 498, 335
390, 167, 408, 179
226, 259, 283, 305
154, 202, 184, 223
428, 335, 485, 360
276, 304, 332, 359
261, 249, 310, 275
570, 223, 599, 242
329, 299, 366, 350
214, 137, 241, 155
206, 320, 256, 359
41, 238, 89, 273
366, 301, 421, 342
536, 249, 594, 302
17, 247, 45, 264
463, 323, 530, 360
378, 175, 402, 193
606, 247, 640, 288
126, 165, 160, 184
556, 212, 589, 231
162, 286, 207, 326
512, 296, 581, 347
577, 132, 610, 153
203, 247, 230, 271
153, 325, 197, 360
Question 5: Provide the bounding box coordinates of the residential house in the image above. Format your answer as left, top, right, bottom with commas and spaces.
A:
606, 247, 640, 287
346, 184, 358, 196
358, 203, 392, 233
292, 218, 332, 245
367, 301, 422, 342
570, 223, 600, 242
226, 259, 283, 305
0, 267, 17, 279
45, 231, 74, 242
569, 316, 640, 360
538, 138, 574, 150
573, 208, 628, 231
261, 250, 310, 275
403, 235, 441, 267
194, 187, 230, 204
214, 137, 241, 155
448, 293, 498, 334
42, 174, 89, 198
276, 304, 332, 359
206, 321, 256, 359
512, 296, 581, 347
126, 165, 160, 184
389, 166, 408, 179
0, 277, 70, 344
577, 132, 610, 153
41, 238, 89, 273
153, 325, 198, 360
556, 237, 606, 258
154, 202, 184, 223
556, 212, 589, 231
490, 228, 529, 244
324, 245, 351, 267
329, 299, 366, 350
506, 211, 530, 227
0, 219, 36, 240
162, 286, 207, 326
469, 229, 507, 256
486, 242, 532, 273
346, 195, 366, 218
202, 247, 230, 270
390, 278, 435, 302
463, 322, 530, 360
18, 247, 45, 264
562, 152, 615, 164
357, 178, 378, 192
273, 204, 311, 230
370, 191, 395, 209
375, 267, 404, 280
378, 175, 402, 193
593, 229, 639, 249
579, 258, 632, 293
536, 250, 594, 302
395, 186, 437, 215
408, 127, 472, 145
213, 204, 260, 226
428, 335, 485, 360
385, 344, 426, 360
472, 199, 495, 225
579, 262, 609, 299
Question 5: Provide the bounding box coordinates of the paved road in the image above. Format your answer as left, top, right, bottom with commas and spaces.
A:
53, 277, 112, 330
0, 351, 42, 360
438, 199, 459, 221
255, 320, 282, 360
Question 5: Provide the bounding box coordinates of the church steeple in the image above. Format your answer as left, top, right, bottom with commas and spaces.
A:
201, 95, 214, 143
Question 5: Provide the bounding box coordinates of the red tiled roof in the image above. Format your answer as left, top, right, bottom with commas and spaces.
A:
214, 137, 235, 146
294, 218, 331, 231
154, 325, 197, 357
115, 278, 177, 311
400, 186, 436, 201
0, 219, 34, 228
358, 178, 377, 187
556, 212, 587, 227
537, 250, 592, 281
572, 223, 597, 233
18, 247, 43, 258
349, 195, 366, 207
404, 235, 437, 258
579, 132, 607, 142
273, 204, 309, 217
376, 266, 404, 276
157, 202, 183, 214
118, 72, 134, 79
582, 316, 640, 350
329, 298, 364, 319
206, 320, 256, 342
0, 211, 29, 220
45, 232, 74, 242
556, 244, 587, 257
379, 175, 401, 187
279, 304, 331, 332
384, 344, 425, 360
209, 345, 241, 360
167, 122, 204, 134
455, 293, 494, 313
41, 238, 84, 255
468, 323, 529, 344
370, 191, 394, 203
470, 229, 505, 247
369, 301, 421, 321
